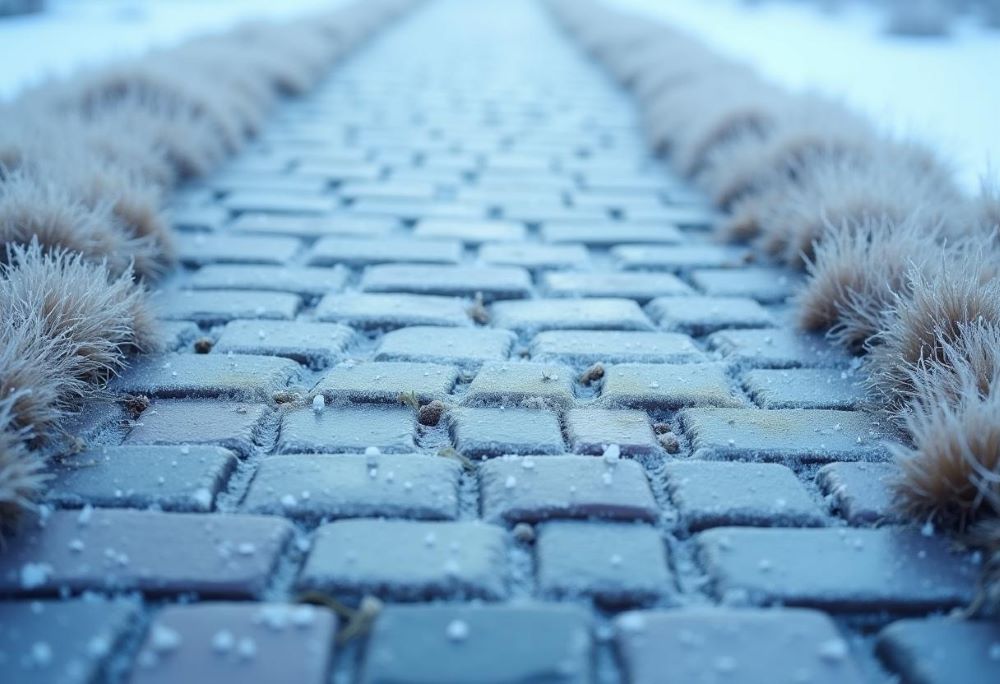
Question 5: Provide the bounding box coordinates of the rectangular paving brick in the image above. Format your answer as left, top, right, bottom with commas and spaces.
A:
171, 204, 227, 232
502, 203, 595, 225
647, 295, 774, 336
541, 220, 684, 245
696, 527, 977, 611
0, 510, 293, 598
708, 329, 850, 369
241, 453, 461, 522
414, 218, 526, 244
530, 330, 704, 364
542, 271, 691, 302
360, 604, 591, 684
307, 236, 463, 266
479, 242, 589, 269
577, 171, 665, 193
188, 264, 349, 297
664, 461, 826, 531
875, 618, 1000, 684
298, 519, 507, 600
743, 368, 865, 410
691, 267, 800, 304
679, 408, 891, 463
340, 180, 437, 201
0, 600, 139, 684
125, 400, 268, 457
449, 408, 565, 457
47, 445, 237, 513
349, 198, 435, 221
569, 190, 664, 212
229, 212, 396, 239
623, 204, 720, 230
298, 160, 382, 181
130, 603, 336, 684
613, 245, 749, 271
480, 455, 659, 524
207, 171, 328, 196
176, 235, 302, 266
315, 293, 472, 329
375, 326, 514, 367
615, 608, 866, 684
313, 361, 458, 403
565, 408, 658, 456
277, 405, 416, 454
212, 320, 354, 368
222, 191, 337, 215
110, 354, 300, 400
463, 361, 576, 409
491, 298, 654, 333
412, 201, 490, 221
816, 462, 904, 525
599, 363, 742, 410
361, 264, 532, 300
537, 521, 672, 606
156, 289, 301, 325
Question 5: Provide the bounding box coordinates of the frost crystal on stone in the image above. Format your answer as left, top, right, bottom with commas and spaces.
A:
446, 619, 469, 642
150, 625, 182, 653
20, 562, 52, 590
192, 488, 213, 509
818, 638, 848, 662
31, 641, 53, 667
237, 637, 257, 660
212, 630, 235, 654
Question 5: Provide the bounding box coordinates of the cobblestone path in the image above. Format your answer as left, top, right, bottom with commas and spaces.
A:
0, 1, 988, 683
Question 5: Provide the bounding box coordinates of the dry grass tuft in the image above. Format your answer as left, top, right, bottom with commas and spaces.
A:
0, 319, 70, 448
699, 96, 877, 209
736, 145, 960, 265
867, 256, 1000, 406
47, 163, 175, 279
0, 395, 49, 534
974, 178, 1000, 235
671, 85, 785, 178
891, 326, 1000, 529
52, 63, 248, 153
796, 215, 938, 351
0, 172, 132, 272
0, 243, 156, 529
2, 242, 158, 385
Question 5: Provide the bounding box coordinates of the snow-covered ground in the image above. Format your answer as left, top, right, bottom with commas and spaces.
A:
0, 0, 346, 101
610, 0, 1000, 191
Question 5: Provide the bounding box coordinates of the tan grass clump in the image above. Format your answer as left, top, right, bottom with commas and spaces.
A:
698, 96, 878, 209
867, 256, 1000, 406
796, 215, 939, 351
891, 324, 1000, 529
738, 146, 960, 265
0, 395, 48, 536
0, 172, 132, 271
2, 242, 158, 384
